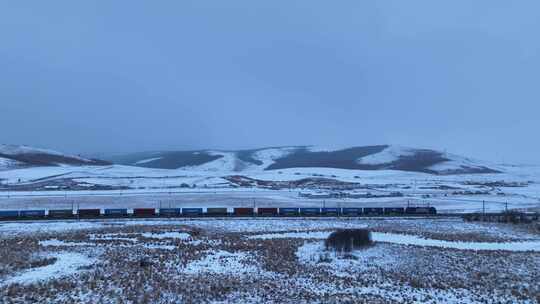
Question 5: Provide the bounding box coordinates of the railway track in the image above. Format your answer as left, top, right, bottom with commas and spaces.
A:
1, 213, 530, 223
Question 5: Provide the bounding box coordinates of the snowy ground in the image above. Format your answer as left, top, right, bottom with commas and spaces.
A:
1, 164, 540, 213
0, 189, 538, 214
1, 217, 539, 303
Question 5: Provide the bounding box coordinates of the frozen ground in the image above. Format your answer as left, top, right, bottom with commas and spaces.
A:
1, 217, 539, 303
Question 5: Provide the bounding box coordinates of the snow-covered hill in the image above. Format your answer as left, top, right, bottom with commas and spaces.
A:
0, 144, 110, 170
104, 145, 500, 175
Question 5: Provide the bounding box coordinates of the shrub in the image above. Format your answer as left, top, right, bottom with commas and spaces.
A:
324, 229, 373, 253
139, 258, 152, 268
317, 253, 332, 263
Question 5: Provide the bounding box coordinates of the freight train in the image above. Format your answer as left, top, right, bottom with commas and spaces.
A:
0, 206, 437, 220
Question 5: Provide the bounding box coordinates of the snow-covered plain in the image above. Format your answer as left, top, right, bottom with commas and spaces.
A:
0, 159, 539, 214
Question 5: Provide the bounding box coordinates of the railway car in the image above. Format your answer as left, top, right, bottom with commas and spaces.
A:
279, 208, 300, 216
257, 208, 278, 216
104, 209, 128, 217
383, 207, 405, 215
0, 204, 447, 222
233, 208, 254, 216
363, 207, 384, 216
405, 207, 437, 215
159, 208, 181, 217
48, 209, 74, 218
19, 210, 46, 218
0, 210, 19, 219
78, 209, 101, 218
321, 208, 341, 216
133, 208, 156, 217
182, 208, 204, 217
299, 208, 321, 216
206, 208, 228, 217
342, 208, 362, 216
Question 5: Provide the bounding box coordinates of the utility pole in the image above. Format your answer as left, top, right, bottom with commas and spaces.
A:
505, 201, 508, 213
482, 200, 485, 215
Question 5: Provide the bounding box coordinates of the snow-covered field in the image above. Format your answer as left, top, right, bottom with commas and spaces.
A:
0, 188, 538, 213
1, 162, 540, 213
1, 217, 539, 303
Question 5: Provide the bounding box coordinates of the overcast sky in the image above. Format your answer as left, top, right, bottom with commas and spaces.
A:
1, 1, 539, 164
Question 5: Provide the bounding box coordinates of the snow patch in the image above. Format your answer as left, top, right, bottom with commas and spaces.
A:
297, 241, 397, 276
89, 233, 138, 242
357, 146, 415, 165
134, 157, 163, 165
141, 232, 191, 240
182, 250, 270, 276
2, 252, 95, 286
250, 147, 296, 170
374, 232, 540, 252
183, 151, 237, 172
306, 145, 352, 153
250, 231, 540, 252
144, 244, 177, 250
0, 157, 23, 170
429, 152, 495, 173
39, 239, 94, 247
248, 231, 336, 240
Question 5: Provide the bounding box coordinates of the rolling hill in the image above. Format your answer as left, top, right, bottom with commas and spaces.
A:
0, 144, 110, 170
103, 145, 500, 175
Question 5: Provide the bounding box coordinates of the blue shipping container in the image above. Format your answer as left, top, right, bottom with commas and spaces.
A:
0, 211, 19, 217
342, 208, 362, 216
49, 209, 74, 217
182, 208, 203, 216
321, 208, 341, 216
364, 208, 384, 215
299, 208, 321, 216
159, 208, 182, 216
20, 210, 46, 217
279, 208, 300, 216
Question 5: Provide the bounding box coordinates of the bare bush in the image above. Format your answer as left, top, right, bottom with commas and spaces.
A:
324, 229, 373, 253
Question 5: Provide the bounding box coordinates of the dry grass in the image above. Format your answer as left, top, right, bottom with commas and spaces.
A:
1, 220, 539, 303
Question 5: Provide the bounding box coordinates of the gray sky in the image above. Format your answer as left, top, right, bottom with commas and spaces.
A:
1, 1, 539, 164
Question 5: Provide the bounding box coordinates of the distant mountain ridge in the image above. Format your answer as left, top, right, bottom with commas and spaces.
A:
0, 144, 110, 170
103, 145, 501, 175
0, 144, 501, 175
